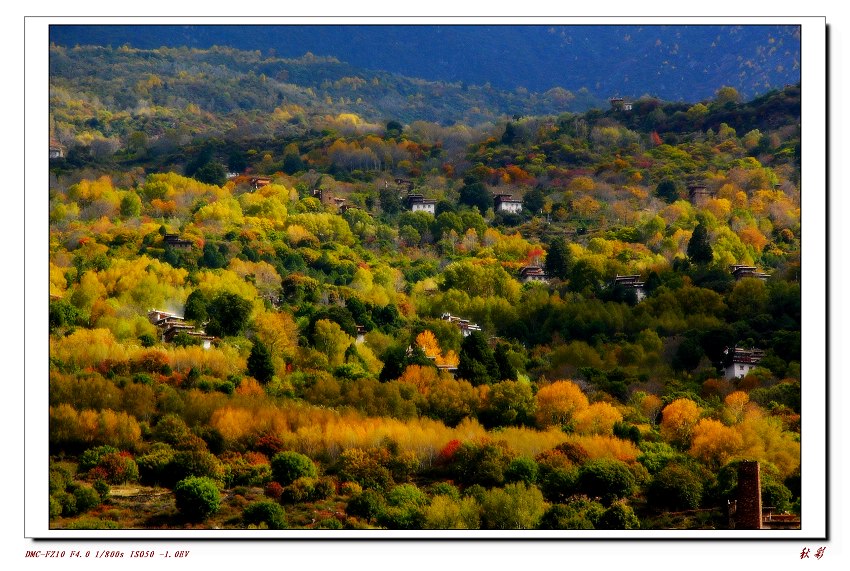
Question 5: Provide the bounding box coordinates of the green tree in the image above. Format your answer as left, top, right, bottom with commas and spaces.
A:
183, 289, 209, 323
523, 188, 545, 215
206, 292, 252, 337
79, 445, 120, 472
537, 496, 604, 529
347, 489, 386, 522
458, 182, 493, 215
576, 458, 636, 505
687, 222, 714, 265
379, 344, 410, 382
494, 343, 518, 381
379, 187, 403, 216
761, 478, 793, 514
378, 483, 428, 529
271, 451, 318, 486
479, 482, 546, 529
49, 299, 83, 330
399, 224, 421, 246
282, 152, 305, 175
673, 335, 705, 371
313, 319, 354, 367
655, 179, 679, 203
193, 161, 227, 187
200, 243, 228, 270
545, 237, 573, 280
119, 192, 142, 217
451, 439, 515, 488
71, 484, 101, 514
423, 495, 480, 529
228, 150, 247, 173
247, 340, 275, 383
174, 476, 221, 521
505, 457, 539, 486
727, 278, 769, 320
243, 501, 288, 529
568, 259, 602, 296
647, 463, 704, 510
597, 500, 640, 529
163, 450, 224, 486
385, 120, 404, 138
480, 380, 536, 428
458, 331, 499, 386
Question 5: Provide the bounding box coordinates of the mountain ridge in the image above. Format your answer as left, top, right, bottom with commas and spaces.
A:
50, 24, 801, 103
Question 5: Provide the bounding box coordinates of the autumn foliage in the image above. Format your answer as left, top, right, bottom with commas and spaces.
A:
46, 45, 802, 529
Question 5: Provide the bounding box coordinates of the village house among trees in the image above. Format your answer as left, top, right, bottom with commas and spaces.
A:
147, 309, 214, 349
724, 346, 766, 379
493, 193, 523, 214
518, 265, 548, 284
612, 274, 647, 302
406, 193, 437, 214
730, 264, 771, 281
441, 312, 483, 337
609, 97, 633, 111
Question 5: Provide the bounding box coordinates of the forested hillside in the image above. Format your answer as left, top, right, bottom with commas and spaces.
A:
47, 43, 801, 532
50, 25, 801, 101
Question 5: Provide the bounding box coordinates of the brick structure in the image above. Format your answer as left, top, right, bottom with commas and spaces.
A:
687, 183, 714, 206
736, 461, 762, 529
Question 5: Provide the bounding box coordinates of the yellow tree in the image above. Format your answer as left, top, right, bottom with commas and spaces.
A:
572, 196, 601, 219
534, 380, 589, 429
426, 377, 481, 427
723, 391, 750, 424
49, 263, 68, 297
415, 330, 442, 361
69, 271, 107, 319
436, 350, 460, 368
253, 310, 299, 370
398, 364, 442, 396
737, 409, 801, 478
313, 319, 353, 367
689, 418, 744, 468
639, 393, 663, 425
574, 401, 623, 435
659, 398, 702, 447
229, 260, 282, 304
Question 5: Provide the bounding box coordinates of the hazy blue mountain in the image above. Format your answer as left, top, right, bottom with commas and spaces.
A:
50, 24, 800, 103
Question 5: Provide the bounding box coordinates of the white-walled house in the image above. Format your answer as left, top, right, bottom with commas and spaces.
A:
441, 312, 482, 337
406, 193, 436, 215
519, 265, 548, 284
612, 274, 647, 302
609, 97, 633, 111
724, 347, 765, 379
494, 193, 523, 214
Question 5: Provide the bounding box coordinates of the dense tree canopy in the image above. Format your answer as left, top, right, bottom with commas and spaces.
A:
46, 44, 802, 531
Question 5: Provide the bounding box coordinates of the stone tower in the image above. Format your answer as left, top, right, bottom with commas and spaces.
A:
736, 461, 762, 529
